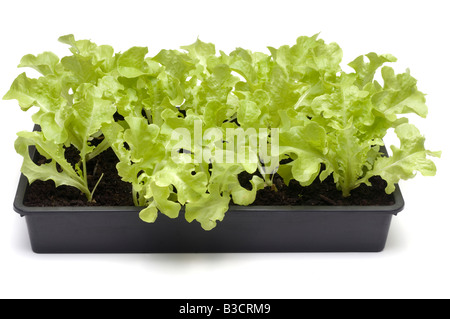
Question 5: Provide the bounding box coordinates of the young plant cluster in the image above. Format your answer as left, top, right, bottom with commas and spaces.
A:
4, 35, 439, 230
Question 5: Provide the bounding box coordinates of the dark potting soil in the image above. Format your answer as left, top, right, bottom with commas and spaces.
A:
244, 173, 394, 206
23, 147, 395, 207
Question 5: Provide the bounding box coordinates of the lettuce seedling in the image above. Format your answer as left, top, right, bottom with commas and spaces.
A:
4, 36, 118, 201
5, 34, 440, 230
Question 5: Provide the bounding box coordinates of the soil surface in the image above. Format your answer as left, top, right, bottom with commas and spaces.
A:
24, 148, 395, 207
242, 172, 394, 206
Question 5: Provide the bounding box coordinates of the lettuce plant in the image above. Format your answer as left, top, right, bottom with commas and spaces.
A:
4, 35, 440, 230
4, 36, 118, 201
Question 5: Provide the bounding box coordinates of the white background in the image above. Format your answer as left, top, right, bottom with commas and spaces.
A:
0, 0, 449, 299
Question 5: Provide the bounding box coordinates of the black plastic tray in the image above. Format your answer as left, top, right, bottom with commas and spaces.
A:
14, 170, 404, 253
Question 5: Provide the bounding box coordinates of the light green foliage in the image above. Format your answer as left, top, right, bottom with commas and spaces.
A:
365, 123, 441, 194
5, 37, 119, 201
4, 35, 439, 231
15, 131, 90, 196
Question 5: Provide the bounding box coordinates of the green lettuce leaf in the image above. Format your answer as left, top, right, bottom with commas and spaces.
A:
366, 123, 441, 194
277, 121, 327, 186
18, 51, 61, 76
185, 184, 231, 231
15, 131, 90, 197
117, 46, 149, 78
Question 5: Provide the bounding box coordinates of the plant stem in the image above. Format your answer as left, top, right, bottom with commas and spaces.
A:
90, 173, 104, 201
271, 183, 278, 192
132, 187, 139, 206
293, 88, 311, 110
86, 138, 111, 161
270, 174, 278, 192
82, 156, 93, 202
